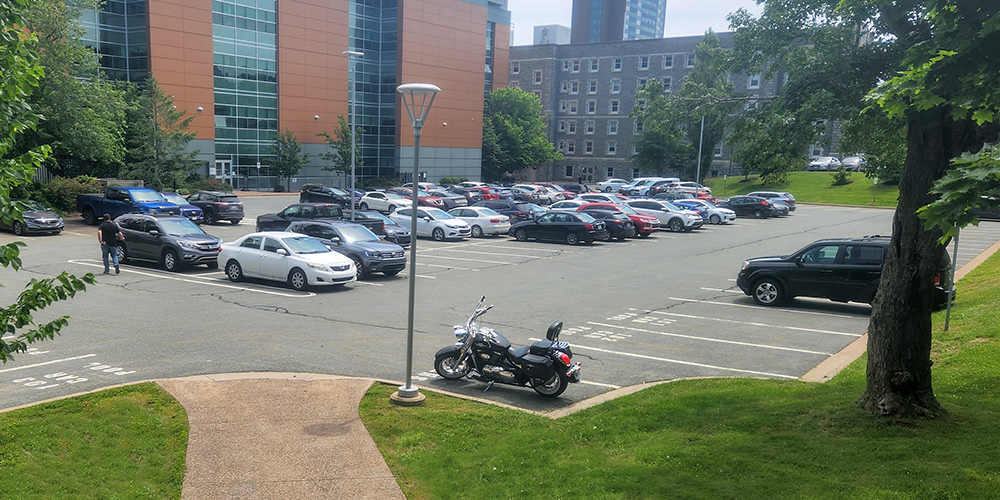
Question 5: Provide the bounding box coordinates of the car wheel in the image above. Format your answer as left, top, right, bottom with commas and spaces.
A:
162, 250, 179, 271
471, 225, 483, 238
668, 219, 684, 232
532, 372, 569, 397
116, 243, 129, 263
359, 202, 369, 210
383, 269, 402, 277
514, 228, 528, 241
435, 352, 469, 380
710, 214, 722, 225
753, 209, 765, 219
288, 268, 308, 290
565, 232, 579, 245
83, 208, 97, 225
602, 230, 612, 242
204, 211, 216, 225
225, 260, 243, 282
206, 261, 218, 270
230, 219, 240, 225
387, 204, 397, 213
352, 257, 368, 279
752, 278, 783, 306
603, 186, 612, 192
12, 221, 24, 236
432, 227, 445, 241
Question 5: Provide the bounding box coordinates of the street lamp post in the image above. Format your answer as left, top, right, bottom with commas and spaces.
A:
392, 83, 441, 407
343, 50, 363, 220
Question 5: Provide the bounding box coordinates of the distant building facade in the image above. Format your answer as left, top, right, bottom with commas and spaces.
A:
533, 24, 571, 45
571, 0, 666, 44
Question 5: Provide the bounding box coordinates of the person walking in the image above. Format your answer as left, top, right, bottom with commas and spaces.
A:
98, 213, 124, 275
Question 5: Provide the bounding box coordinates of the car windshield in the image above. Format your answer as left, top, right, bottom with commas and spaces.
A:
424, 208, 453, 219
315, 205, 343, 217
385, 192, 406, 200
660, 202, 682, 211
476, 208, 501, 216
696, 200, 718, 209
617, 205, 637, 215
161, 193, 187, 205
337, 224, 380, 243
364, 212, 398, 226
158, 219, 205, 236
416, 190, 432, 197
526, 204, 545, 214
577, 212, 597, 223
21, 200, 47, 211
219, 196, 241, 204
282, 236, 330, 254
132, 190, 167, 203
329, 187, 348, 196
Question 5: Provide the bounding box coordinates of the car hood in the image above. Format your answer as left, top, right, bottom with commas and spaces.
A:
177, 234, 222, 244
349, 240, 405, 253
23, 209, 62, 219
294, 251, 354, 266
442, 219, 469, 228
748, 256, 789, 265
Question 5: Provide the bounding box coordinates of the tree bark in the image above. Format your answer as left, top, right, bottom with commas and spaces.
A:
858, 107, 980, 416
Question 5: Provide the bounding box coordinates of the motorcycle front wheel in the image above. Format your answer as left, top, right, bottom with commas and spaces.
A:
532, 372, 569, 397
435, 352, 470, 380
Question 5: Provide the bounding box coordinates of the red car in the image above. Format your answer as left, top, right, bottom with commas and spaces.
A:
388, 187, 447, 209
469, 186, 500, 200
533, 183, 574, 201
576, 202, 659, 237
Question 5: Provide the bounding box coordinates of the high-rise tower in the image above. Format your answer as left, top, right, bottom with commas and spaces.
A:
571, 0, 666, 44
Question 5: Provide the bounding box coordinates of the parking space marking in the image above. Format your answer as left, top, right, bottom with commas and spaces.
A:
667, 296, 866, 320
68, 260, 316, 297
353, 281, 384, 286
587, 322, 833, 355
64, 231, 91, 237
417, 262, 479, 271
434, 248, 551, 259
648, 311, 862, 337
419, 254, 513, 265
415, 274, 437, 279
700, 287, 743, 293
532, 339, 797, 379
0, 354, 98, 374
581, 380, 621, 389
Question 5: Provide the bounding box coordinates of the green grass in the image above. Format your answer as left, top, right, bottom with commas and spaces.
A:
359, 252, 1000, 499
704, 171, 900, 207
0, 382, 188, 499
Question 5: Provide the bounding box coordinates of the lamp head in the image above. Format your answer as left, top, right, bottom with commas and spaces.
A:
397, 84, 441, 126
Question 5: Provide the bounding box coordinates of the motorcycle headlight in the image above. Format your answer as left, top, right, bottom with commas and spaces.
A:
453, 326, 468, 338
307, 262, 329, 271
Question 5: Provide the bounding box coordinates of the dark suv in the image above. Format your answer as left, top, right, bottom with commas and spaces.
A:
286, 220, 406, 279
299, 185, 353, 207
718, 196, 776, 218
473, 200, 536, 223
737, 236, 951, 306
187, 191, 244, 225
115, 214, 222, 271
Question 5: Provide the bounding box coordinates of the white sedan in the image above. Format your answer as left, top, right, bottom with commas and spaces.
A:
597, 178, 629, 192
447, 207, 510, 237
389, 207, 472, 241
549, 199, 591, 211
623, 199, 704, 232
358, 191, 410, 213
674, 198, 736, 224
220, 232, 356, 290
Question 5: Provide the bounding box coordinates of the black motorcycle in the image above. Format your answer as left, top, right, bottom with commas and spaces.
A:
434, 296, 582, 397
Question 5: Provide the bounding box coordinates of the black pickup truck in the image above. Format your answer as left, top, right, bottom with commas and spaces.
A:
255, 203, 384, 234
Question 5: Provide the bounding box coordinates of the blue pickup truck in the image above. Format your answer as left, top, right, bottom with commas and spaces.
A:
76, 186, 181, 225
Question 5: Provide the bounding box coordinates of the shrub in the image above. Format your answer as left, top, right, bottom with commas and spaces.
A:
439, 176, 468, 185
34, 176, 105, 213
273, 185, 286, 192
359, 177, 401, 189
189, 178, 233, 192
831, 168, 853, 186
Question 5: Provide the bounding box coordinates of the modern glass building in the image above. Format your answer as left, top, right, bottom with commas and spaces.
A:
571, 0, 666, 44
81, 0, 511, 187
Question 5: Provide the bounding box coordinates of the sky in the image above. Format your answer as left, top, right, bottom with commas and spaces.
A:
505, 0, 765, 46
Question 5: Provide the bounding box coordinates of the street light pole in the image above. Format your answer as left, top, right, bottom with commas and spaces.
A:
696, 115, 705, 183
392, 83, 441, 407
343, 50, 363, 220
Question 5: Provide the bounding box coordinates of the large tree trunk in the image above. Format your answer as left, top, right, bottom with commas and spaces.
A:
858, 107, 979, 416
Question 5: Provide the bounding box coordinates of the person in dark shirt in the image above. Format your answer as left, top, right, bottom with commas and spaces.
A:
97, 213, 124, 274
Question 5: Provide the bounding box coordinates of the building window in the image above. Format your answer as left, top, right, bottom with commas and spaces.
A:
613, 57, 622, 71
635, 99, 646, 111
568, 101, 578, 114
533, 70, 542, 84
558, 120, 566, 132
565, 165, 574, 177
608, 120, 619, 134
634, 120, 643, 132
509, 81, 520, 88
532, 90, 541, 99
606, 167, 614, 178
632, 145, 639, 154
561, 81, 569, 93
511, 61, 520, 74
567, 120, 577, 133
610, 78, 621, 93
588, 80, 598, 94
748, 74, 760, 89
559, 100, 567, 112
811, 145, 824, 157
572, 59, 581, 72
686, 54, 696, 67
586, 100, 597, 114
637, 77, 648, 89
585, 120, 595, 134
562, 60, 570, 71
639, 55, 649, 70
557, 140, 564, 151
607, 141, 617, 155
661, 76, 672, 91
566, 140, 575, 154
663, 54, 673, 69
745, 99, 759, 111
570, 80, 579, 94
584, 140, 594, 154
609, 100, 620, 114
589, 58, 599, 72
633, 167, 640, 178
714, 143, 724, 157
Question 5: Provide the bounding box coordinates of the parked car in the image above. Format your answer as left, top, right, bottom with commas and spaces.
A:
77, 186, 180, 225
619, 177, 667, 196
509, 211, 608, 245
807, 156, 842, 171
578, 193, 628, 204
771, 201, 792, 217
187, 191, 244, 225
1, 200, 64, 235
457, 181, 487, 189
427, 189, 469, 209
673, 199, 736, 225
841, 155, 866, 171
355, 210, 411, 246
718, 196, 777, 218
549, 199, 592, 212
559, 183, 591, 195
445, 186, 483, 205
389, 187, 447, 209
576, 202, 660, 237
597, 178, 629, 193
286, 220, 405, 279
748, 191, 796, 212
579, 209, 635, 241
507, 186, 540, 203
737, 236, 952, 307
358, 191, 410, 213
621, 199, 703, 233
256, 203, 345, 232
473, 200, 538, 223
220, 232, 355, 290
674, 181, 710, 193
401, 182, 440, 192
389, 207, 471, 241
299, 185, 354, 207
160, 192, 204, 223
447, 206, 511, 237
513, 184, 556, 204
115, 214, 221, 271
650, 190, 696, 201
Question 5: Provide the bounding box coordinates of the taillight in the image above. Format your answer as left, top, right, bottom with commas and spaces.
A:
556, 352, 571, 366
215, 202, 228, 207
934, 273, 942, 286
489, 218, 500, 223
762, 200, 768, 206
584, 223, 594, 230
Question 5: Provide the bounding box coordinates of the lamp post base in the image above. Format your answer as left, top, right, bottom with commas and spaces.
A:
390, 385, 426, 406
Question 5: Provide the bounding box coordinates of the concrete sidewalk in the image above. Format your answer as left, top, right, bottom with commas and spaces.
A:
158, 373, 404, 500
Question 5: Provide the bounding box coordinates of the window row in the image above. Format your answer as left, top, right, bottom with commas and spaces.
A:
522, 67, 761, 91
558, 100, 621, 114
557, 119, 636, 135
556, 140, 618, 155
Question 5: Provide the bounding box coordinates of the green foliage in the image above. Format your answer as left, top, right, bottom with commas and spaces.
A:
358, 176, 400, 189
13, 175, 103, 213
629, 78, 693, 175
839, 108, 905, 184
482, 87, 561, 182
703, 171, 897, 207
728, 106, 811, 185
830, 167, 853, 186
268, 129, 308, 191
188, 178, 233, 192
920, 146, 1000, 242
121, 78, 199, 191
317, 115, 362, 176
439, 176, 468, 185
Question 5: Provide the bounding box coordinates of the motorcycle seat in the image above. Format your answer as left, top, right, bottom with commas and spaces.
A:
508, 346, 530, 360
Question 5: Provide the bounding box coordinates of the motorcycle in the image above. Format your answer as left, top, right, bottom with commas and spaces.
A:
434, 296, 582, 397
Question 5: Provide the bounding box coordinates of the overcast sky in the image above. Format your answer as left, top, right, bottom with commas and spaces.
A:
506, 0, 765, 46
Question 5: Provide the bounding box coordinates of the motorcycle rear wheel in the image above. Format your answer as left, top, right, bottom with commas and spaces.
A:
532, 372, 569, 397
435, 352, 469, 380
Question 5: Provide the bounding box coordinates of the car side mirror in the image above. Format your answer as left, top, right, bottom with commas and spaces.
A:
422, 217, 431, 222
276, 248, 288, 256
149, 229, 160, 236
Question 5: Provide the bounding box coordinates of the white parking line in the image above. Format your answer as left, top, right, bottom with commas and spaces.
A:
417, 262, 479, 271
532, 339, 797, 379
0, 354, 98, 373
435, 248, 550, 259
648, 311, 862, 337
64, 231, 91, 237
587, 322, 833, 355
415, 274, 437, 279
668, 296, 866, 320
700, 287, 743, 293
420, 254, 513, 265
581, 380, 621, 389
493, 244, 566, 253
68, 260, 316, 297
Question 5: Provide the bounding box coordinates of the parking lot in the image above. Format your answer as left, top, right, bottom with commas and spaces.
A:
2, 198, 998, 413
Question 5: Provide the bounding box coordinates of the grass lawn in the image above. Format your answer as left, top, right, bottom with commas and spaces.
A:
0, 383, 187, 499
703, 171, 900, 207
359, 252, 1000, 499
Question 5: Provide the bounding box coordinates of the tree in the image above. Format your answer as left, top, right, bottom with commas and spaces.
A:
122, 78, 199, 190
629, 79, 693, 175
2, 0, 95, 363
729, 0, 1000, 416
920, 146, 1000, 241
482, 87, 561, 182
839, 108, 906, 184
317, 115, 362, 179
269, 129, 308, 191
728, 104, 815, 184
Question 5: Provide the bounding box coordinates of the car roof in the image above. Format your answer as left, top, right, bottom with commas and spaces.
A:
809, 235, 891, 245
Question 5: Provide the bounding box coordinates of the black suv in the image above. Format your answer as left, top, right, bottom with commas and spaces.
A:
718, 196, 776, 218
299, 185, 353, 207
286, 220, 406, 279
187, 191, 244, 225
737, 236, 951, 306
473, 200, 536, 223
256, 203, 385, 234
115, 214, 222, 271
